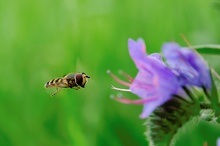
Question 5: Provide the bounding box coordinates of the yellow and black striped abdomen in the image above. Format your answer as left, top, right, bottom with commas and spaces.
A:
44, 77, 68, 88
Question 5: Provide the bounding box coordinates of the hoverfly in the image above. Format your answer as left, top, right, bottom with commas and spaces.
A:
44, 72, 90, 96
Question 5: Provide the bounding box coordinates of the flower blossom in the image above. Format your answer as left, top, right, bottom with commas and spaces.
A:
108, 39, 182, 118
108, 38, 213, 118
162, 42, 211, 89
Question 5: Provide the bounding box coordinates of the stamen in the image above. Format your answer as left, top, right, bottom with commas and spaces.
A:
107, 70, 132, 86
129, 81, 153, 91
111, 85, 131, 92
112, 96, 158, 104
118, 70, 134, 82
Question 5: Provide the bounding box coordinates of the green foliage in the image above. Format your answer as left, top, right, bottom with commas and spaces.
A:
194, 45, 220, 55
146, 97, 199, 146
0, 0, 220, 145
210, 69, 220, 115
146, 85, 220, 146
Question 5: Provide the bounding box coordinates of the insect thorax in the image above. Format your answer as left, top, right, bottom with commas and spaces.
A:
66, 77, 79, 88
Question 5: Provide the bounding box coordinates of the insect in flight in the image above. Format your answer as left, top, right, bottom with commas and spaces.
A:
44, 72, 90, 96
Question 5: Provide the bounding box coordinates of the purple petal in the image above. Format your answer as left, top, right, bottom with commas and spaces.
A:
131, 62, 179, 118
128, 38, 164, 73
128, 38, 147, 69
149, 53, 163, 62
128, 40, 181, 118
162, 42, 211, 89
217, 138, 220, 146
140, 100, 162, 118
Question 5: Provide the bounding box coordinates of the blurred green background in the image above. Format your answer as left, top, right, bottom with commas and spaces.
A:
0, 0, 220, 145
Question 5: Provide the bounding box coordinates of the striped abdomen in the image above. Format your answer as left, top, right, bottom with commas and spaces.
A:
44, 77, 68, 88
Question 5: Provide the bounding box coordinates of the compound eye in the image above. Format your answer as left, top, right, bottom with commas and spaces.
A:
75, 74, 83, 86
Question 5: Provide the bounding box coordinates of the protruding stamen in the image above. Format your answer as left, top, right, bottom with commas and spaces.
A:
107, 70, 132, 87
111, 85, 131, 92
112, 96, 158, 104
118, 70, 134, 82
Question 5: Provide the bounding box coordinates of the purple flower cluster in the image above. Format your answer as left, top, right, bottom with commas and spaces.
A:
108, 38, 211, 118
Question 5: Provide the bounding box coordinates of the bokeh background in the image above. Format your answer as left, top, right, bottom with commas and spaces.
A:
0, 0, 220, 146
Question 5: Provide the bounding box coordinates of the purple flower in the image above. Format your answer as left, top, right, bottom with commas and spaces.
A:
108, 39, 182, 118
162, 42, 211, 89
217, 138, 220, 146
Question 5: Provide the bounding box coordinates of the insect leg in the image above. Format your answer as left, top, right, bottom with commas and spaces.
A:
51, 88, 62, 96
73, 86, 80, 90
